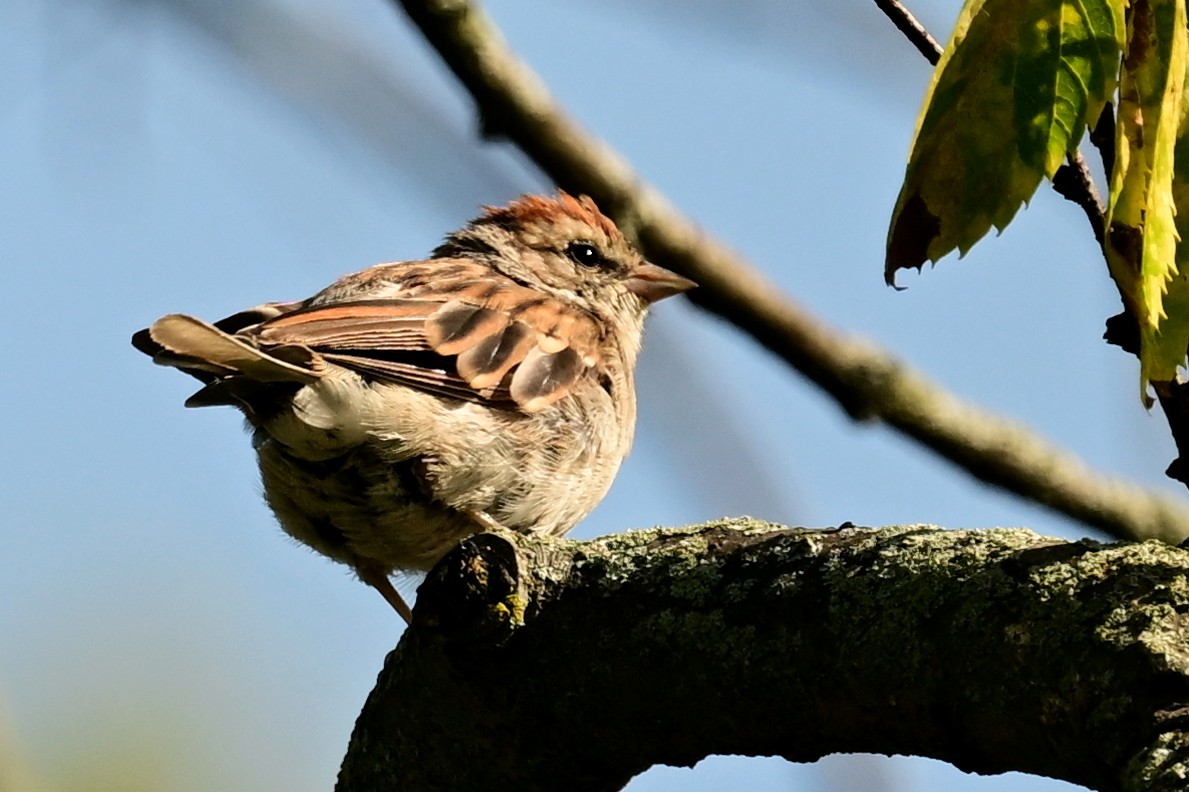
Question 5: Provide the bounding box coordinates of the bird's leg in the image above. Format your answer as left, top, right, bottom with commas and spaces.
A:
356, 565, 413, 624
465, 509, 506, 532
356, 511, 504, 624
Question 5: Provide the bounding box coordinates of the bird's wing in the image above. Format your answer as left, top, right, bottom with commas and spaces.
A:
249, 267, 604, 413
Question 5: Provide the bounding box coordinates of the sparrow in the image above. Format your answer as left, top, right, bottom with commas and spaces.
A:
132, 193, 694, 622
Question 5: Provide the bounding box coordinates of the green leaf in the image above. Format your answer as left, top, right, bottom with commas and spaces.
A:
1103, 0, 1188, 396
886, 0, 1124, 285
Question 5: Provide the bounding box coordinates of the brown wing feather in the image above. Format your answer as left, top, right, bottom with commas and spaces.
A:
455, 321, 536, 389
243, 268, 606, 412
253, 300, 435, 351
510, 346, 585, 411
320, 352, 515, 406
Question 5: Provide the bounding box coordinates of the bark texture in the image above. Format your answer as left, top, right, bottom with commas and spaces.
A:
336, 521, 1189, 791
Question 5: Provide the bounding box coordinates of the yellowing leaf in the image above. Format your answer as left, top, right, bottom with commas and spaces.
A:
1161, 64, 1189, 385
1103, 0, 1188, 396
886, 0, 1124, 284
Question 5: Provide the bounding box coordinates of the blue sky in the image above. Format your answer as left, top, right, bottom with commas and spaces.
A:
0, 1, 1166, 790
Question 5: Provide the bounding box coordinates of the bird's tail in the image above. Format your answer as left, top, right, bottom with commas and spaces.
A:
132, 314, 321, 409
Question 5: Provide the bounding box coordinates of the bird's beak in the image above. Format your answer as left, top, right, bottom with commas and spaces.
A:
624, 263, 696, 303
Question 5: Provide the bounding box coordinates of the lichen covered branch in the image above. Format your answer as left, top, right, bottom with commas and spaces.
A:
338, 521, 1189, 792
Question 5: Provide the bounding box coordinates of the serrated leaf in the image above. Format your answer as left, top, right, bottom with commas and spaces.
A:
1162, 60, 1189, 386
1103, 0, 1188, 396
886, 0, 1124, 284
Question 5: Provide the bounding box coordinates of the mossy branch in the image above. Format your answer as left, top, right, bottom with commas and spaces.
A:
337, 521, 1189, 792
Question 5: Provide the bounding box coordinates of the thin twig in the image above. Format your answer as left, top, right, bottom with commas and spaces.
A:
872, 0, 942, 64
1052, 151, 1106, 245
388, 0, 1189, 543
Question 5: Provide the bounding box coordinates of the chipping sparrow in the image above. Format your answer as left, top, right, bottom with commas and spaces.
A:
132, 193, 694, 622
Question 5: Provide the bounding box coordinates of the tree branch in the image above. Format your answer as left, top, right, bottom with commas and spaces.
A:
872, 0, 942, 65
385, 0, 1189, 543
337, 521, 1189, 792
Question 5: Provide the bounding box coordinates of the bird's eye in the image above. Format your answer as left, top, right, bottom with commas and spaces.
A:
565, 242, 607, 269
